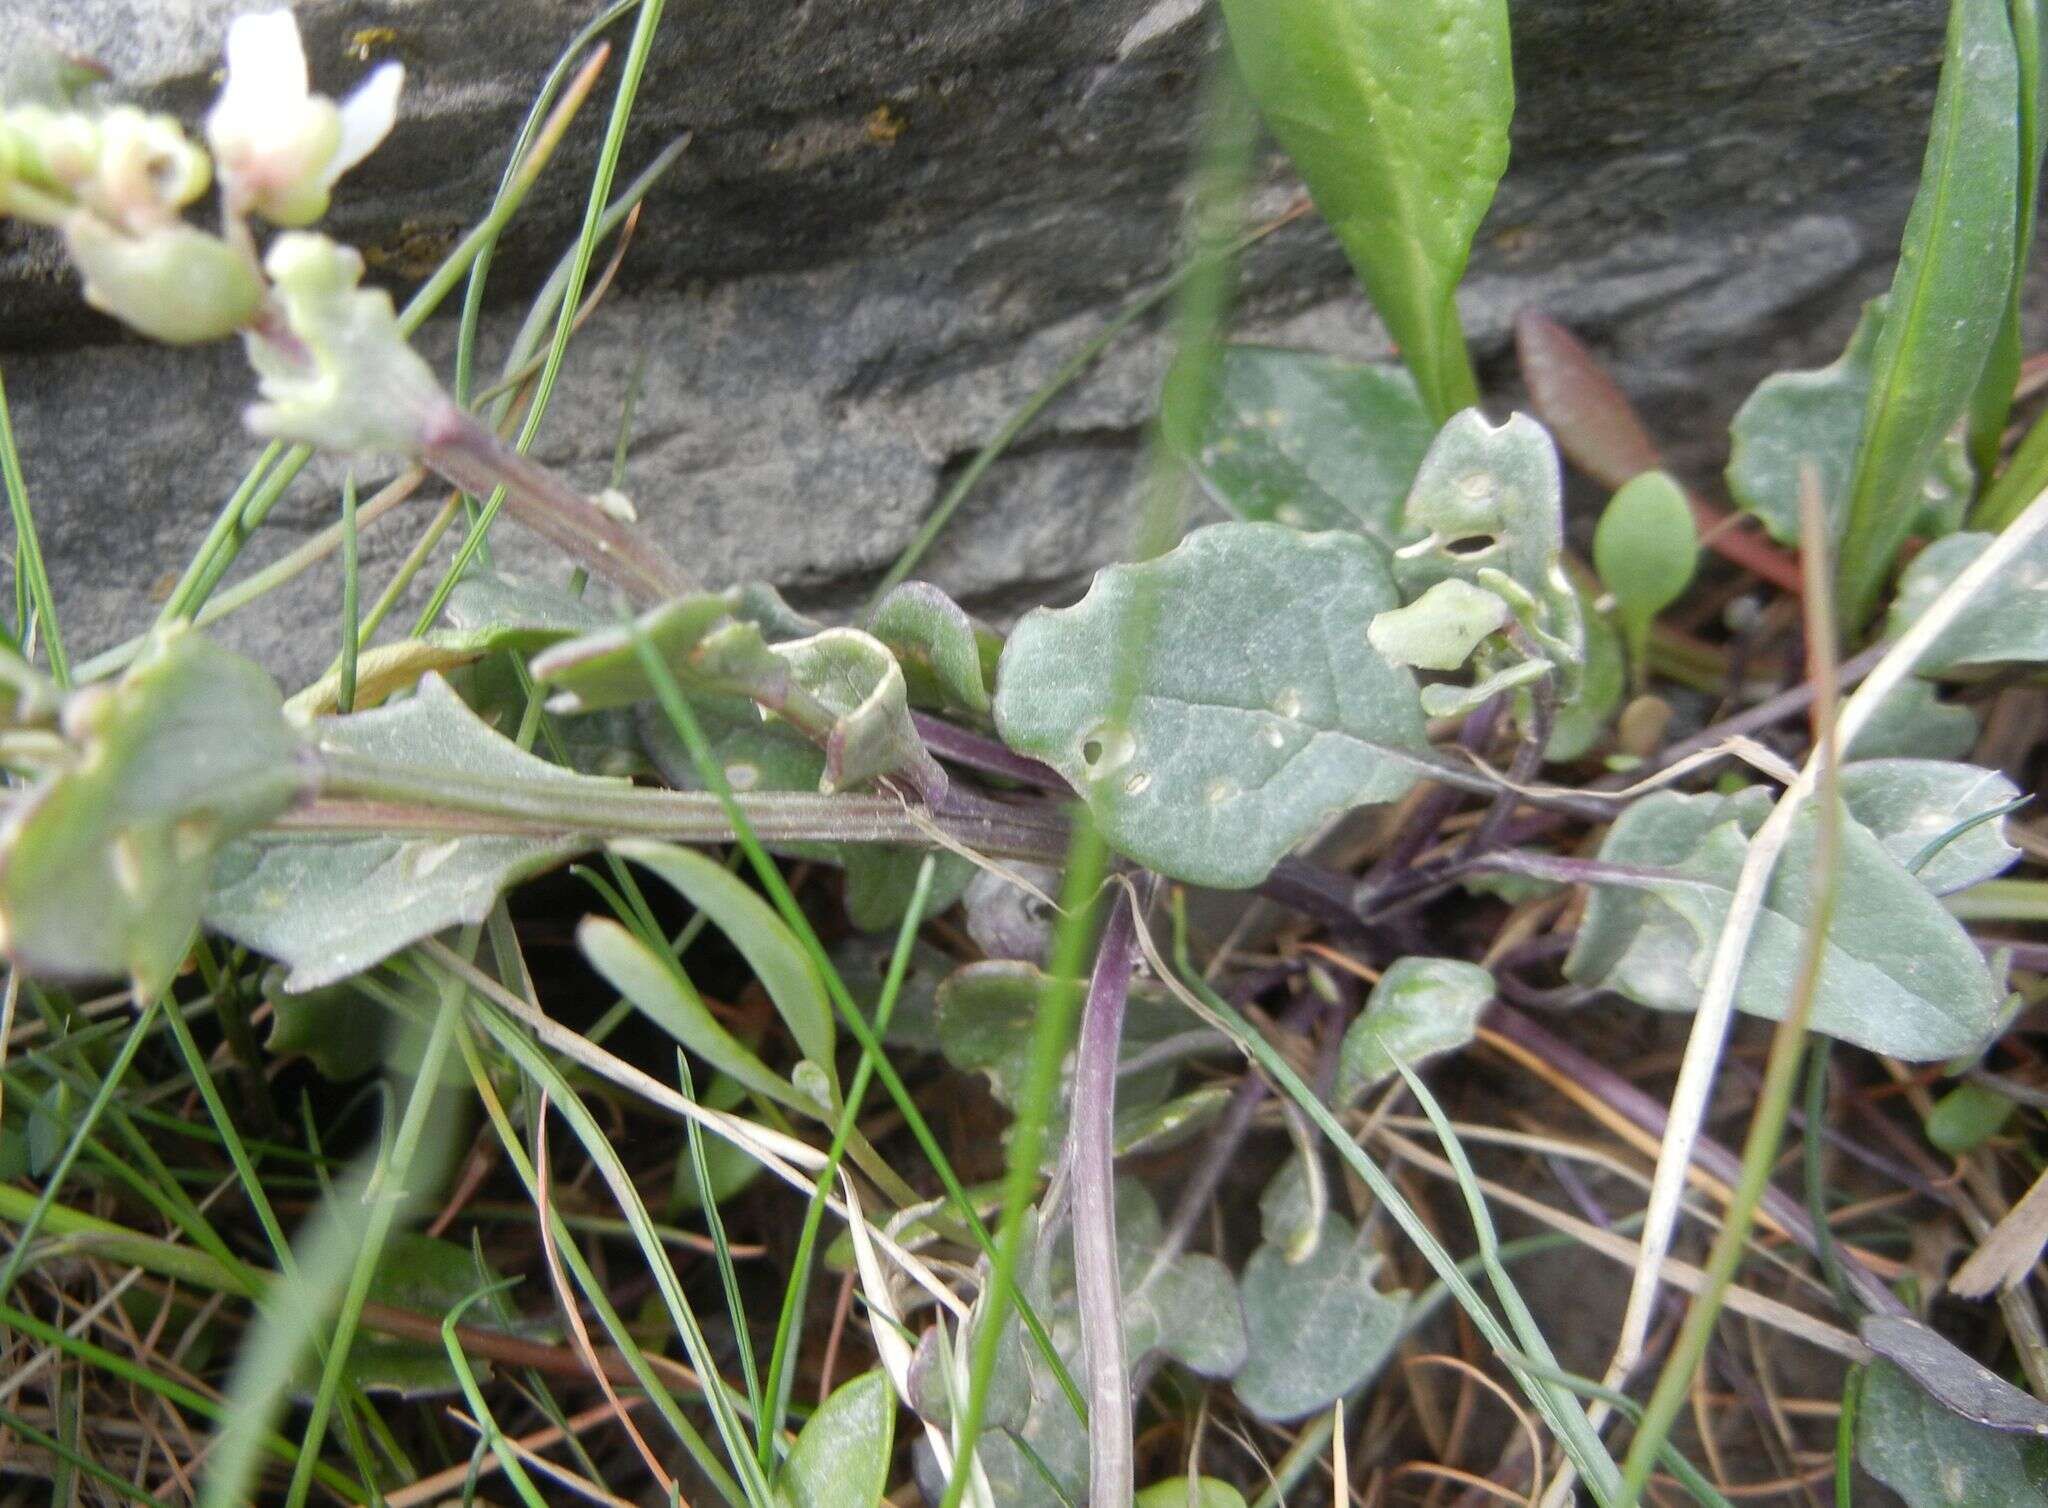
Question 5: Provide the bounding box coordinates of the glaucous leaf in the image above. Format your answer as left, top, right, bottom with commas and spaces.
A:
994, 522, 1429, 888
865, 581, 998, 718
1233, 1211, 1406, 1422
1726, 301, 1973, 549
1863, 1313, 2048, 1437
1334, 956, 1494, 1106
1564, 789, 2003, 1059
1215, 0, 1511, 420
208, 674, 634, 988
211, 832, 587, 992
1396, 409, 1584, 684
1368, 578, 1509, 672
1546, 587, 1624, 762
1593, 470, 1698, 672
773, 627, 947, 798
0, 627, 303, 994
1850, 678, 1979, 761
776, 1370, 895, 1508
1885, 529, 2048, 673
435, 570, 611, 655
609, 839, 834, 1072
1836, 759, 2022, 895
529, 592, 744, 712
1835, 0, 2021, 628
1858, 1360, 2048, 1504
1166, 345, 1434, 546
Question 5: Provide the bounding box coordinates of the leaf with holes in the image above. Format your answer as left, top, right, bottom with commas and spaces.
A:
1396, 409, 1584, 684
1837, 759, 2022, 895
866, 581, 999, 719
1727, 300, 1974, 549
994, 522, 1429, 887
1334, 956, 1494, 1106
1885, 529, 2048, 673
1368, 578, 1509, 672
1165, 345, 1435, 546
775, 1370, 895, 1508
1216, 0, 1511, 419
0, 627, 304, 995
1233, 1210, 1406, 1422
1563, 789, 2003, 1059
1858, 1360, 2048, 1504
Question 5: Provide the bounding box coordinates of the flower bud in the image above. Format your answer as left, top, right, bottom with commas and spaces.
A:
243, 232, 447, 453
62, 212, 263, 344
206, 12, 401, 226
83, 108, 210, 230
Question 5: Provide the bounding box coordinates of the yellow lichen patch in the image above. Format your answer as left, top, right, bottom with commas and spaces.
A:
349, 27, 400, 62
865, 104, 906, 144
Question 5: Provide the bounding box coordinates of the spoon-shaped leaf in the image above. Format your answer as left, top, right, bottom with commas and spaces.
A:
775, 1370, 895, 1508
1593, 470, 1698, 676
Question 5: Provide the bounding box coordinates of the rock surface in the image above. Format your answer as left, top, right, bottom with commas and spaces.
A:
0, 0, 1972, 685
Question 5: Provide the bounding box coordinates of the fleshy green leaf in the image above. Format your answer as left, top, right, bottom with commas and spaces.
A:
1726, 301, 1973, 549
207, 675, 626, 989
1215, 0, 1511, 419
1836, 758, 2022, 895
608, 839, 835, 1074
1885, 529, 2048, 673
1135, 1480, 1250, 1508
776, 1370, 895, 1508
1927, 1080, 2018, 1155
1368, 578, 1509, 672
1563, 789, 2003, 1059
1857, 1360, 2048, 1504
773, 628, 947, 798
1165, 345, 1434, 546
993, 522, 1429, 888
0, 627, 303, 994
1835, 0, 2021, 628
1334, 956, 1493, 1106
297, 1234, 521, 1400
865, 581, 998, 718
1233, 1210, 1406, 1422
1593, 470, 1698, 673
529, 592, 744, 712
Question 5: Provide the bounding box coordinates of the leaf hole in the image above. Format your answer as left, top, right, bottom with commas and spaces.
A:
1442, 533, 1498, 558
1077, 722, 1135, 776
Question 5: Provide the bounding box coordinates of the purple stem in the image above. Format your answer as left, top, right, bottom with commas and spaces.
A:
1068, 888, 1138, 1508
1488, 1004, 1906, 1318
911, 712, 1068, 790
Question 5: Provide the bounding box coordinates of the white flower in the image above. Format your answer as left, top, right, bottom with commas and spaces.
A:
243, 232, 448, 453
205, 11, 402, 226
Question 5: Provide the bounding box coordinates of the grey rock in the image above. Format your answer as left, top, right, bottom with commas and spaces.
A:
0, 0, 1979, 689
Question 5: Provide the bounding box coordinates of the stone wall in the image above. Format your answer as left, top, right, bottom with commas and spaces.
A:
0, 0, 1961, 682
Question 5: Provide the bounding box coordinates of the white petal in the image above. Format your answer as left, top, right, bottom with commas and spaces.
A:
328, 62, 403, 183
222, 11, 309, 111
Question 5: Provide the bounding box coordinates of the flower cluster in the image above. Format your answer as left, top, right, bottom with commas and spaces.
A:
0, 12, 419, 447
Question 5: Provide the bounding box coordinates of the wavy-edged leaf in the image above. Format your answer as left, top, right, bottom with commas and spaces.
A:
1233, 1210, 1406, 1422
609, 838, 834, 1073
866, 582, 997, 718
1334, 956, 1493, 1106
435, 570, 611, 655
1886, 529, 2048, 673
1216, 0, 1511, 419
1837, 758, 2022, 895
994, 522, 1429, 888
1727, 301, 1973, 549
1858, 1360, 2048, 1504
1564, 789, 2002, 1060
774, 628, 946, 798
776, 1370, 895, 1508
1851, 677, 1979, 761
1, 628, 303, 994
1166, 345, 1434, 546
1836, 0, 2021, 627
1368, 578, 1508, 672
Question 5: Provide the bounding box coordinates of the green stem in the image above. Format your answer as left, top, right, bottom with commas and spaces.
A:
1946, 876, 2048, 922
